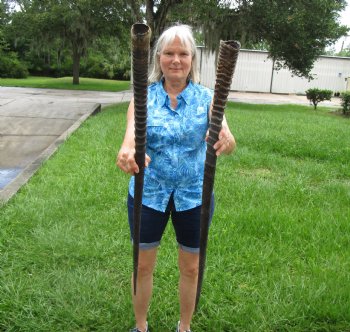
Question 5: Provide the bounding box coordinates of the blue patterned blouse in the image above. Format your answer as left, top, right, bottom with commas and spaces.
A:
128, 80, 213, 212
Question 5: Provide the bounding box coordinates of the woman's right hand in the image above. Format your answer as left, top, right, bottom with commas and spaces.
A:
116, 147, 151, 175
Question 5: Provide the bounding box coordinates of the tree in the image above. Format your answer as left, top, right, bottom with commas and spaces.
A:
306, 88, 332, 110
129, 0, 185, 47
0, 0, 28, 78
5, 0, 348, 81
143, 0, 349, 79
10, 0, 132, 84
145, 0, 183, 47
1, 1, 13, 60
0, 0, 11, 46
337, 42, 350, 57
248, 0, 349, 78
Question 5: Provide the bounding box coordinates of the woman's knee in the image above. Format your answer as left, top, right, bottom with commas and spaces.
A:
137, 262, 155, 277
136, 248, 158, 277
179, 249, 199, 278
180, 264, 198, 279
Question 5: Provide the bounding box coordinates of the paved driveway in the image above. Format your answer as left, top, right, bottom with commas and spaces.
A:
0, 87, 132, 202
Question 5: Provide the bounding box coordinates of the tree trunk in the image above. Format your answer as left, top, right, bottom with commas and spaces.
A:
130, 0, 143, 22
146, 0, 183, 47
145, 0, 155, 47
72, 45, 80, 85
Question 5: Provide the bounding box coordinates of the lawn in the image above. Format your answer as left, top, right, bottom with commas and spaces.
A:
0, 102, 349, 331
0, 76, 130, 92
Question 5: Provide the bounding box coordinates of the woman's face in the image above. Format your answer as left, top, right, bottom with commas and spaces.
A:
159, 36, 192, 84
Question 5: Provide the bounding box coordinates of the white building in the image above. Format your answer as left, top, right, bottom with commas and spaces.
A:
198, 48, 350, 94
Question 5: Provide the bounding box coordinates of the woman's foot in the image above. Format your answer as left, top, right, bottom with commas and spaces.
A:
130, 321, 149, 332
176, 321, 191, 332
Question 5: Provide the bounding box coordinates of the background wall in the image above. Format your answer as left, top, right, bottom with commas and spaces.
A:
198, 48, 350, 94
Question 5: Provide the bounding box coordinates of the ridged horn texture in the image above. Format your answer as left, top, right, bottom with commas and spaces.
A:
131, 23, 151, 295
196, 40, 240, 309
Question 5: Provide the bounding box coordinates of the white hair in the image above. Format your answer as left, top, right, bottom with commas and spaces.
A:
148, 24, 200, 84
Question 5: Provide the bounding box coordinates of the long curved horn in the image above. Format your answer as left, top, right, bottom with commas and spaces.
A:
195, 40, 240, 309
131, 23, 151, 295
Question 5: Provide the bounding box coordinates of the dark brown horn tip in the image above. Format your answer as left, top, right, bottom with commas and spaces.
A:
221, 40, 241, 50
132, 23, 150, 36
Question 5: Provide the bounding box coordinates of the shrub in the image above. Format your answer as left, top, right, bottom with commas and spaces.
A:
0, 51, 29, 78
81, 54, 115, 79
80, 52, 130, 80
340, 91, 350, 115
305, 88, 332, 109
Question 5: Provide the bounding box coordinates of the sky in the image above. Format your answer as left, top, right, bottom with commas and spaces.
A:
331, 1, 350, 52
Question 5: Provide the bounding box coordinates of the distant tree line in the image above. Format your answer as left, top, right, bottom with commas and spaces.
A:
0, 0, 349, 85
325, 41, 350, 57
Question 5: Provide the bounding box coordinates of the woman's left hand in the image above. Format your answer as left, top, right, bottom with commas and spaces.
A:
207, 111, 236, 156
213, 126, 236, 156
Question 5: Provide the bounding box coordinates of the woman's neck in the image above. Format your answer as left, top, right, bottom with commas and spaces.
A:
163, 79, 187, 96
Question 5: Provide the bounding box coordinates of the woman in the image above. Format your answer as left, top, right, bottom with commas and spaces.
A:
116, 24, 235, 332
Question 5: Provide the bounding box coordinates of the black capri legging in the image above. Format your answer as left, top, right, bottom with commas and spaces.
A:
127, 192, 215, 253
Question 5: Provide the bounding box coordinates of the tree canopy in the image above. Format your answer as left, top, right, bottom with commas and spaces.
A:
169, 0, 349, 78
1, 0, 349, 81
7, 0, 132, 83
248, 0, 349, 77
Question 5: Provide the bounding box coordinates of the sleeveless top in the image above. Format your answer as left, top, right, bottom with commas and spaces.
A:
128, 80, 213, 212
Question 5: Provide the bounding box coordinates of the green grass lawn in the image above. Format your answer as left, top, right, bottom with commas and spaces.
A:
1, 102, 350, 331
0, 76, 130, 92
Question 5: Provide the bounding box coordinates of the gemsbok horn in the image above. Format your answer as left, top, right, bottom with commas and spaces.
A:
131, 23, 151, 295
196, 40, 241, 309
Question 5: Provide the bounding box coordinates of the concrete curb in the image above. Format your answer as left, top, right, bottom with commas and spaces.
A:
0, 103, 101, 205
